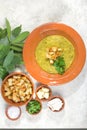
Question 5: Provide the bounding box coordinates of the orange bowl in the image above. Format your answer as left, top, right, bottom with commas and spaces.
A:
5, 106, 21, 121
35, 84, 52, 101
26, 99, 42, 115
48, 96, 65, 112
23, 23, 86, 86
1, 72, 34, 106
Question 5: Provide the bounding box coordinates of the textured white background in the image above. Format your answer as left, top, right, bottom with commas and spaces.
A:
0, 0, 87, 128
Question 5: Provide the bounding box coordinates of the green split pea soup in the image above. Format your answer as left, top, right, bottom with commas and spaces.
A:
35, 35, 75, 74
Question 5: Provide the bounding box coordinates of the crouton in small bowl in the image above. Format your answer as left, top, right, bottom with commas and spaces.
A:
1, 72, 34, 106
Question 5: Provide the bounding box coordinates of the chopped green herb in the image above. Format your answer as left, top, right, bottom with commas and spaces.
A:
53, 56, 65, 74
26, 100, 41, 114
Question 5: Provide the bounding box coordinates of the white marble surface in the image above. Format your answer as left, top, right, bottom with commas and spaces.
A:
0, 0, 87, 128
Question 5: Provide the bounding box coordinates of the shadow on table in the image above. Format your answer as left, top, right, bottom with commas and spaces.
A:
5, 118, 21, 128
46, 107, 65, 125
25, 109, 43, 122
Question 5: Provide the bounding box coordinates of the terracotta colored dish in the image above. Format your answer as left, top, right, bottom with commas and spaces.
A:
23, 23, 86, 85
1, 72, 34, 106
5, 106, 21, 121
26, 99, 42, 115
36, 84, 52, 101
48, 96, 65, 112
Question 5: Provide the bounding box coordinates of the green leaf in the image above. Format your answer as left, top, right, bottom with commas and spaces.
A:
55, 66, 65, 74
6, 18, 11, 41
0, 36, 9, 45
14, 53, 24, 64
12, 31, 29, 43
53, 56, 65, 75
5, 64, 15, 72
0, 44, 4, 50
0, 65, 8, 79
0, 59, 4, 65
11, 42, 24, 48
0, 28, 2, 39
0, 28, 7, 39
11, 54, 23, 65
53, 61, 58, 67
0, 45, 10, 62
12, 25, 21, 37
0, 28, 2, 32
1, 28, 7, 38
3, 50, 14, 71
59, 60, 65, 66
10, 45, 22, 52
3, 53, 23, 72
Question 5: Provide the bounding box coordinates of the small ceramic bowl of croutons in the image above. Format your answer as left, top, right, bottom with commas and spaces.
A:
35, 84, 52, 101
1, 72, 34, 106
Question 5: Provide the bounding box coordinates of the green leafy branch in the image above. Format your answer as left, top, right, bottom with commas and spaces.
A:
0, 18, 29, 79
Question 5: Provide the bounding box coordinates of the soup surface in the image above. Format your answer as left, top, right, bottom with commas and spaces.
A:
35, 35, 75, 74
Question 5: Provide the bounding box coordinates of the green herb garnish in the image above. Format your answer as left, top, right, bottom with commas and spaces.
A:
26, 100, 41, 114
53, 56, 65, 74
0, 18, 29, 79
